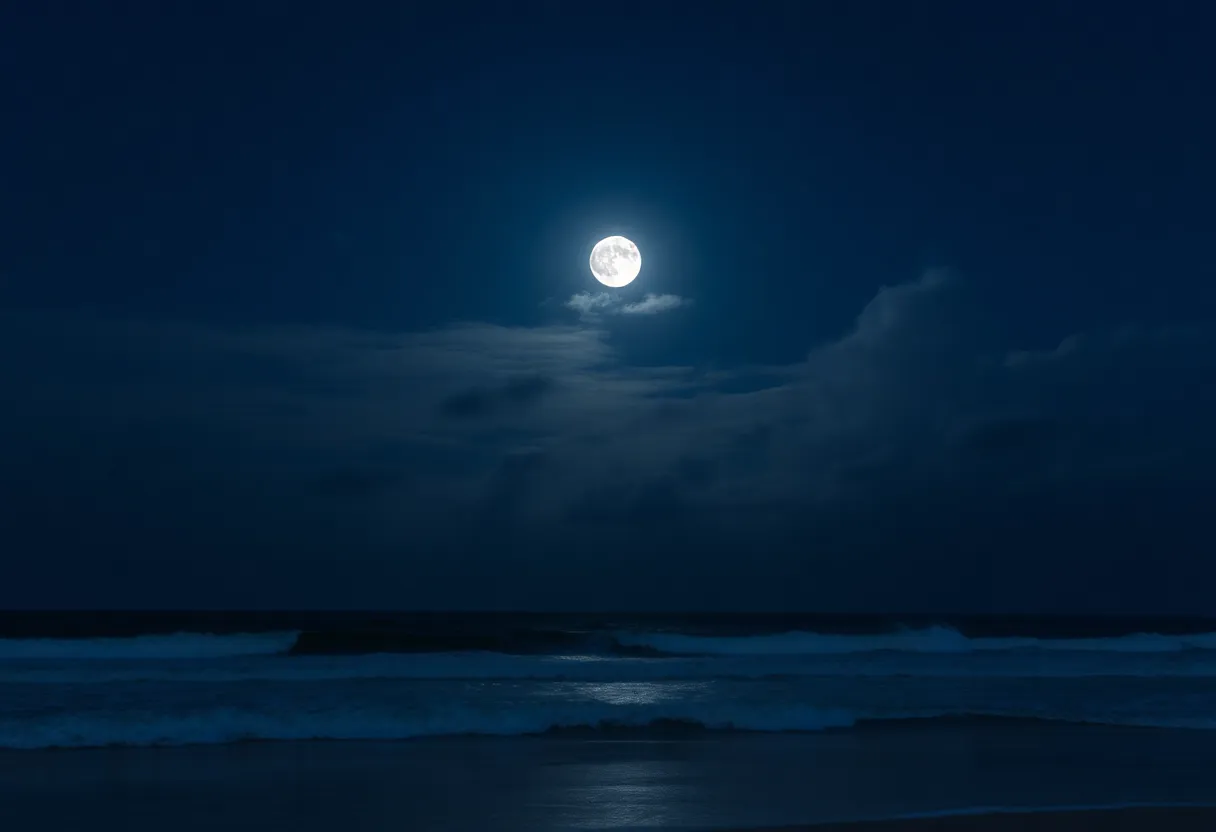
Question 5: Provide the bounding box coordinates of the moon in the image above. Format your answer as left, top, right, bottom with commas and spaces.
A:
589, 236, 642, 288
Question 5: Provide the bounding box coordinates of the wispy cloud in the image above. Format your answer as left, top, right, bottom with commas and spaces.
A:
620, 294, 690, 315
564, 292, 617, 316
565, 291, 690, 319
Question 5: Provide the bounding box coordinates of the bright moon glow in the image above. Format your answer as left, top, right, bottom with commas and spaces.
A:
589, 236, 642, 288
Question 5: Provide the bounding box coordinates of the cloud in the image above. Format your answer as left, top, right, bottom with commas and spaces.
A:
2, 274, 1214, 608
1005, 334, 1085, 367
440, 374, 556, 419
564, 292, 617, 316
620, 294, 689, 315
564, 291, 690, 318
954, 416, 1060, 456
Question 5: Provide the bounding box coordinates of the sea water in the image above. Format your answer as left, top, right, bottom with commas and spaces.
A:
4, 612, 1216, 749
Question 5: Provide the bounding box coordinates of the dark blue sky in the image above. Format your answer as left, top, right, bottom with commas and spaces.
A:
2, 2, 1214, 610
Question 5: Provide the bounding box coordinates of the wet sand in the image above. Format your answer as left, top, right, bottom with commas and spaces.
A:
748, 806, 1216, 830
3, 721, 1216, 830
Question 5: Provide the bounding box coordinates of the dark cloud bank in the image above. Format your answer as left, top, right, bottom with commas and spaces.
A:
2, 273, 1213, 610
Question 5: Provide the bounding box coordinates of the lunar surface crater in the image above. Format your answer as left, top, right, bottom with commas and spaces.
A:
590, 236, 641, 287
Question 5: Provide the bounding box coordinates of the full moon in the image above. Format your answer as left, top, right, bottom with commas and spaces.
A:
589, 236, 642, 288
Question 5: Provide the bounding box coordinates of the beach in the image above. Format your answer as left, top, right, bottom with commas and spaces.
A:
4, 721, 1216, 831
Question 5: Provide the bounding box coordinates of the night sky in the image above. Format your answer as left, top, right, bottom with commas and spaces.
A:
2, 2, 1213, 610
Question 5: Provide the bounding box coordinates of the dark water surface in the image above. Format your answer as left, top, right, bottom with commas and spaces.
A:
5, 611, 1216, 749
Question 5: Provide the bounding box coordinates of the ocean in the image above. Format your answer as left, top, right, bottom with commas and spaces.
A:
4, 611, 1216, 749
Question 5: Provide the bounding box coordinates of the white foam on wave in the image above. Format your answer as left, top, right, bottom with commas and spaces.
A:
615, 627, 1216, 656
0, 631, 300, 660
